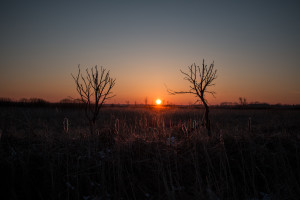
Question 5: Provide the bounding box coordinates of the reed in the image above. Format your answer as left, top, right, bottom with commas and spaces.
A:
0, 106, 299, 199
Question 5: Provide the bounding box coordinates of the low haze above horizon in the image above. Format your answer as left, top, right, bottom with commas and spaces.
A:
1, 0, 300, 105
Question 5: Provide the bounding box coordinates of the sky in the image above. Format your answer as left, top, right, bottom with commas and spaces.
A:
0, 0, 300, 105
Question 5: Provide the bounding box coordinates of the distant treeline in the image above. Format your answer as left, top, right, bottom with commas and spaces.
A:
214, 103, 300, 110
0, 97, 82, 109
0, 97, 299, 110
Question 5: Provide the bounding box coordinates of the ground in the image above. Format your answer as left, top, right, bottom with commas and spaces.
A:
0, 106, 299, 200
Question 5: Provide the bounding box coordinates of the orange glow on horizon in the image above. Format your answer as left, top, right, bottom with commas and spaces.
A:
156, 99, 162, 105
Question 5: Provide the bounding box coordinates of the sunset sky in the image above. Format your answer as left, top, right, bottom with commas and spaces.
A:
1, 1, 299, 105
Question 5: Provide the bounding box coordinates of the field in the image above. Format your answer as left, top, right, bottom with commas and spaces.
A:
1, 105, 300, 200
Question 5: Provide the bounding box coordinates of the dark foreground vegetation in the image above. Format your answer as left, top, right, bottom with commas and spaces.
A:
0, 105, 300, 200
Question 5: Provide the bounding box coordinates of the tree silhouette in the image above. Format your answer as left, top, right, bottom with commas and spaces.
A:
239, 97, 247, 106
168, 59, 217, 135
72, 65, 116, 134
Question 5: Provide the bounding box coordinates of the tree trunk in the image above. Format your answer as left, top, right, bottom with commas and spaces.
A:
89, 121, 95, 135
201, 98, 211, 136
205, 107, 210, 136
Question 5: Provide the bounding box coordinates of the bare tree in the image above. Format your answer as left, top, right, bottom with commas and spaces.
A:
168, 59, 217, 135
72, 65, 116, 134
239, 97, 247, 106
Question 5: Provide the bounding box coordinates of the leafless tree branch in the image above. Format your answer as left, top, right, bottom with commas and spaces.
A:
167, 59, 217, 135
72, 65, 116, 134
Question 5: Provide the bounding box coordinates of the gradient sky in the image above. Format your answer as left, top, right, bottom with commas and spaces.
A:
1, 0, 299, 105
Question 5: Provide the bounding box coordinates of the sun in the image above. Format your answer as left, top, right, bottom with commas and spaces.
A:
156, 99, 162, 105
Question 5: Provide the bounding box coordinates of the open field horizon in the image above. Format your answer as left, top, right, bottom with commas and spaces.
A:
1, 1, 300, 199
1, 96, 299, 107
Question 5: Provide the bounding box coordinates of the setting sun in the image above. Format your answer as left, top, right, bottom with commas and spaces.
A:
156, 99, 162, 105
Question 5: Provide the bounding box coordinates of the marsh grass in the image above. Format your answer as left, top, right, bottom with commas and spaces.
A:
0, 106, 299, 199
